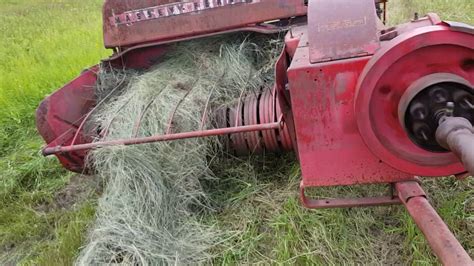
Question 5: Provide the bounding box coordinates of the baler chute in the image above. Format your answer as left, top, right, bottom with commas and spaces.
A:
37, 0, 473, 264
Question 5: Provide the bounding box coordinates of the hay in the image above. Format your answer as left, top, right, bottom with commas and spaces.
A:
77, 34, 283, 265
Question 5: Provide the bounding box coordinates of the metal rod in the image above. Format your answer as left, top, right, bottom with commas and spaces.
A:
132, 96, 159, 137
234, 89, 246, 128
43, 121, 283, 156
199, 88, 215, 130
71, 77, 126, 145
396, 182, 472, 265
101, 96, 133, 138
165, 88, 193, 134
302, 196, 401, 209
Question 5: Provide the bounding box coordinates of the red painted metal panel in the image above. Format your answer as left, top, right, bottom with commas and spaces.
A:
287, 38, 410, 187
103, 0, 307, 48
36, 67, 98, 173
308, 0, 380, 63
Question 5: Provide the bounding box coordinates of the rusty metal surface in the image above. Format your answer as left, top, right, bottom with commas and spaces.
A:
395, 182, 473, 265
104, 24, 292, 69
103, 0, 307, 48
395, 180, 425, 203
300, 182, 401, 209
308, 0, 380, 63
43, 119, 283, 156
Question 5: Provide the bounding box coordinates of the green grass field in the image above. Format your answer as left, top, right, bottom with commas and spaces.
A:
0, 0, 472, 265
0, 1, 108, 264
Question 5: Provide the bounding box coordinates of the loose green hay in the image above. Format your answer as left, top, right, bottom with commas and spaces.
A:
78, 35, 283, 265
77, 17, 473, 265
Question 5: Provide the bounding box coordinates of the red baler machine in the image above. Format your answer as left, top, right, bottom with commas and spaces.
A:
37, 1, 473, 264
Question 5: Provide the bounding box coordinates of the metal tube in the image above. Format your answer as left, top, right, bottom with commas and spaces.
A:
43, 121, 283, 156
445, 129, 474, 175
396, 182, 472, 265
71, 77, 126, 145
436, 117, 474, 176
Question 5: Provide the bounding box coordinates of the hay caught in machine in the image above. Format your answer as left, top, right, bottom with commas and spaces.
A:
76, 34, 283, 265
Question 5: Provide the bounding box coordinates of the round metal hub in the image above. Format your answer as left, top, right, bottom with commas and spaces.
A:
355, 25, 473, 176
401, 77, 473, 152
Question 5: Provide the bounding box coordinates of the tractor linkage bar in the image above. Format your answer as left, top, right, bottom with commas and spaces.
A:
396, 181, 472, 266
302, 180, 473, 265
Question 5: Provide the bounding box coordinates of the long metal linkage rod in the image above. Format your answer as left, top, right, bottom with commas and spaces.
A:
43, 120, 283, 156
395, 181, 473, 265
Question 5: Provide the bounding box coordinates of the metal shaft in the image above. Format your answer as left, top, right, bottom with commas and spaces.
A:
436, 117, 474, 176
42, 88, 293, 157
396, 181, 473, 265
42, 121, 282, 156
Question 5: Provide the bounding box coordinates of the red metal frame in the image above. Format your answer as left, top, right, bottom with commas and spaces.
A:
302, 180, 472, 264
300, 181, 401, 209
287, 28, 411, 187
103, 24, 295, 69
103, 0, 307, 49
40, 1, 470, 189
36, 66, 99, 172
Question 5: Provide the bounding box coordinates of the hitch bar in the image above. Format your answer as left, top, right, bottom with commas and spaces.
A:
301, 180, 473, 265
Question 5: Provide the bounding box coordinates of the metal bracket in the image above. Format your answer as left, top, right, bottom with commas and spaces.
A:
444, 20, 474, 34
394, 180, 426, 204
300, 181, 401, 209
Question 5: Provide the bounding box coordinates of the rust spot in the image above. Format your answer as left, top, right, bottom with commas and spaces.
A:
379, 85, 391, 95
460, 58, 474, 72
